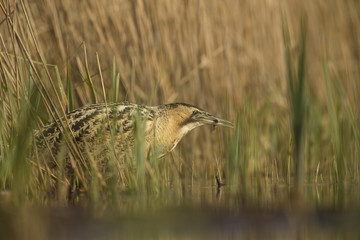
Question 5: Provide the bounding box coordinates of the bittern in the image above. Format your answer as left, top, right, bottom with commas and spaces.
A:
35, 102, 233, 171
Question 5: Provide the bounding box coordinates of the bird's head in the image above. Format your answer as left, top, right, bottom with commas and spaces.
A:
160, 103, 233, 134
152, 103, 233, 156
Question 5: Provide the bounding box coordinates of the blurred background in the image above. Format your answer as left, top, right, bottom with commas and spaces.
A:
1, 0, 360, 239
21, 0, 360, 106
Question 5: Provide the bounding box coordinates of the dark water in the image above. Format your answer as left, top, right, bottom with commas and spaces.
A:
1, 182, 360, 239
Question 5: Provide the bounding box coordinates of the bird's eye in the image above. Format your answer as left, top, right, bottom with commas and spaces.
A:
192, 110, 199, 115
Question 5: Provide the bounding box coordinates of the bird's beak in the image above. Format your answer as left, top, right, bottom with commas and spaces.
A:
194, 113, 234, 128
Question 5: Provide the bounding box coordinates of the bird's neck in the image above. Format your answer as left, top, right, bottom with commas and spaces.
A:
152, 114, 198, 156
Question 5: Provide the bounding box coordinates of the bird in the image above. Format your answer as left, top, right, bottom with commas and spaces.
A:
34, 102, 233, 175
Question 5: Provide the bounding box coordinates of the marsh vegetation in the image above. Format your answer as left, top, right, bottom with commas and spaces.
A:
1, 0, 360, 239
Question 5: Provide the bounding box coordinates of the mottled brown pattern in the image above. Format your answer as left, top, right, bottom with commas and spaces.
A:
34, 102, 232, 173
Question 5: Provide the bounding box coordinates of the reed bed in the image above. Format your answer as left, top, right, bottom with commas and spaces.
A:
0, 0, 359, 210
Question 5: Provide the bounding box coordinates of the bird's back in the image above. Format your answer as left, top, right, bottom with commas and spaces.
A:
34, 102, 157, 166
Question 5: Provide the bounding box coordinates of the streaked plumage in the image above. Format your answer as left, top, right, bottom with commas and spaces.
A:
35, 102, 233, 170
